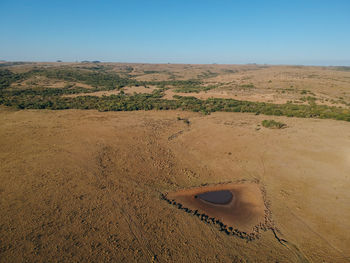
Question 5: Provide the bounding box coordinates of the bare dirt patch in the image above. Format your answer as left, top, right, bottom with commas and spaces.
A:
124, 85, 156, 94
164, 182, 268, 235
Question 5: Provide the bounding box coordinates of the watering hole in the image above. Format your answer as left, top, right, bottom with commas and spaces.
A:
165, 183, 267, 233
195, 190, 233, 204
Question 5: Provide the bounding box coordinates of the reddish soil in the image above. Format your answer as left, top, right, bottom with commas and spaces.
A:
166, 183, 267, 233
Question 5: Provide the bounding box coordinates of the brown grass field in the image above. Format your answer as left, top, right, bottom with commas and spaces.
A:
1, 62, 350, 262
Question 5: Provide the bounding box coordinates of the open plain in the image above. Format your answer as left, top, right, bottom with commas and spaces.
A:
1, 62, 350, 262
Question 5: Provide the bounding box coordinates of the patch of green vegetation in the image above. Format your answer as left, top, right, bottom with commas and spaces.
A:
2, 89, 349, 121
0, 69, 28, 89
143, 70, 159, 74
198, 70, 219, 79
300, 89, 316, 96
1, 67, 349, 122
262, 119, 286, 129
280, 87, 296, 93
146, 79, 202, 88
0, 62, 32, 68
223, 69, 238, 74
300, 96, 317, 105
333, 66, 350, 72
36, 68, 138, 89
173, 84, 217, 93
240, 84, 255, 89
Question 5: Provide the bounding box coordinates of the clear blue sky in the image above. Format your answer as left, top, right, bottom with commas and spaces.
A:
1, 0, 349, 65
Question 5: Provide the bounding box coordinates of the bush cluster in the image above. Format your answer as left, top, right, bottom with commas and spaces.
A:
262, 120, 286, 129
1, 67, 349, 122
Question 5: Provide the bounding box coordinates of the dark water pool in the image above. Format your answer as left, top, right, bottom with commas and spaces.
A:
195, 190, 233, 205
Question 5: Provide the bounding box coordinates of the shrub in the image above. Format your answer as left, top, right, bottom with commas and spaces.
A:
262, 120, 286, 129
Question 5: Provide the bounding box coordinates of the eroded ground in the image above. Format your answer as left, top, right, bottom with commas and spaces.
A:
1, 108, 349, 262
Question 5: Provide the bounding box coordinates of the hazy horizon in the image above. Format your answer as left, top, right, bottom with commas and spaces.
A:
2, 59, 350, 67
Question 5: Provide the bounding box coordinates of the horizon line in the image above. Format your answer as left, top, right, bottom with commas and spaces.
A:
1, 60, 350, 67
